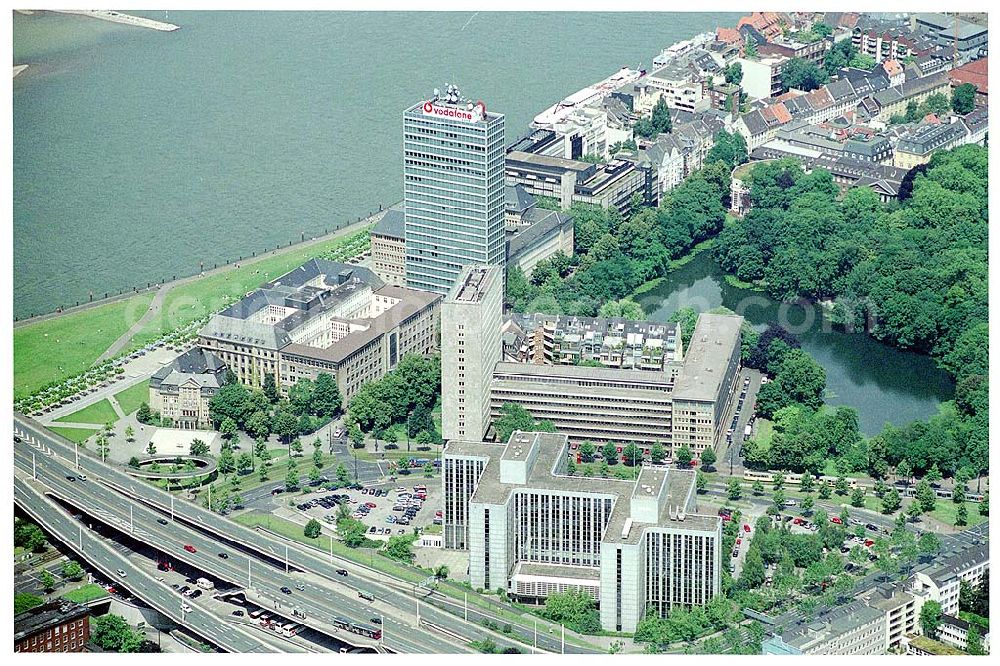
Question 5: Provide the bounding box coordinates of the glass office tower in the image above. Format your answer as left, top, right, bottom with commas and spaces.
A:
403, 85, 506, 294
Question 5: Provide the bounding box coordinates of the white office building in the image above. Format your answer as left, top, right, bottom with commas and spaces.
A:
444, 430, 722, 632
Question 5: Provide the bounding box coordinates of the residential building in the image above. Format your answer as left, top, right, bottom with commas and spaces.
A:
370, 209, 406, 287
937, 614, 990, 653
148, 347, 227, 430
758, 36, 828, 66
870, 72, 951, 122
443, 430, 722, 633
892, 120, 971, 169
643, 55, 713, 114
905, 635, 968, 656
852, 26, 919, 63
911, 13, 988, 62
441, 265, 503, 442
882, 59, 905, 86
735, 102, 791, 151
857, 582, 920, 652
949, 57, 988, 106
737, 12, 786, 41
744, 149, 907, 204
763, 599, 888, 655
506, 207, 574, 280
403, 85, 506, 295
15, 600, 91, 653
911, 541, 989, 617
738, 56, 788, 100
199, 259, 440, 400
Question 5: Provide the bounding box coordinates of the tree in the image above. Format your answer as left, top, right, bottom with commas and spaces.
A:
136, 402, 152, 425
925, 463, 942, 484
675, 445, 692, 468
383, 534, 417, 562
304, 518, 322, 539
244, 410, 270, 440
39, 570, 56, 592
906, 500, 923, 523
744, 36, 758, 58
335, 463, 350, 486
650, 442, 666, 465
622, 443, 642, 467
701, 447, 717, 470
979, 492, 988, 516
602, 441, 619, 465
752, 480, 765, 496
14, 593, 43, 615
850, 487, 866, 508
724, 61, 743, 85
955, 503, 968, 527
566, 458, 577, 476
881, 487, 901, 514
285, 468, 300, 491
951, 82, 977, 115
348, 423, 364, 449
895, 460, 913, 484
128, 456, 140, 468
236, 451, 253, 475
123, 424, 134, 443
772, 472, 785, 490
580, 441, 596, 463
263, 373, 280, 403
696, 471, 708, 494
539, 589, 601, 634
920, 600, 942, 638
727, 478, 742, 501
311, 373, 342, 418
781, 57, 829, 92
61, 560, 84, 581
835, 476, 849, 496
90, 614, 144, 653
801, 495, 814, 515
915, 480, 936, 513
218, 447, 235, 474
312, 447, 323, 470
966, 626, 984, 655
189, 438, 209, 456
800, 473, 815, 494
772, 488, 785, 510
145, 441, 156, 455
273, 411, 299, 445
218, 416, 238, 441
818, 483, 831, 500
493, 402, 555, 442
952, 483, 965, 505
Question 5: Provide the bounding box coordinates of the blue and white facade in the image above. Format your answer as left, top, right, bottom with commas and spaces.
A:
403, 85, 506, 295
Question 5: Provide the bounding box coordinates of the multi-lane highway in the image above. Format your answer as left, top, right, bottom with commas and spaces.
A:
12, 432, 468, 654
15, 415, 569, 653
13, 476, 278, 653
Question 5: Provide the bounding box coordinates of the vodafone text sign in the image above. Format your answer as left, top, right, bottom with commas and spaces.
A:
422, 100, 487, 123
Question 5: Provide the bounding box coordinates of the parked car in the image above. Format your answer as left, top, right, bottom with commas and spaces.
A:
233, 610, 245, 617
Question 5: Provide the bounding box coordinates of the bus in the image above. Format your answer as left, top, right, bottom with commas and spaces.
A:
350, 623, 381, 640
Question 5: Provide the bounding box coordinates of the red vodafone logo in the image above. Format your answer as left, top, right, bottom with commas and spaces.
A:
423, 101, 433, 113
421, 99, 486, 123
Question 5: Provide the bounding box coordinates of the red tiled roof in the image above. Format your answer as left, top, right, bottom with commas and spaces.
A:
770, 102, 792, 124
949, 58, 988, 95
882, 59, 904, 77
716, 27, 742, 44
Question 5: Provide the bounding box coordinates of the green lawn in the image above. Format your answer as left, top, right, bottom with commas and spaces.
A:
114, 380, 150, 415
61, 583, 109, 604
126, 228, 371, 350
754, 418, 774, 446
53, 399, 118, 426
49, 426, 100, 444
13, 292, 155, 398
928, 500, 987, 528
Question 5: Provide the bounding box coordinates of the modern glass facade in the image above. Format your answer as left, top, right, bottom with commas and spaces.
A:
403, 96, 506, 294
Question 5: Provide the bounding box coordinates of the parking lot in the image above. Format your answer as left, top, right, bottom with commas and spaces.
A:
285, 478, 442, 542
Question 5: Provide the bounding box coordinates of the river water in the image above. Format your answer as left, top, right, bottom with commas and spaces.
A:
634, 252, 954, 435
13, 9, 740, 318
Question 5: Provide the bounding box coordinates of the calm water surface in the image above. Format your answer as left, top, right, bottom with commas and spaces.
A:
13, 10, 740, 317
635, 253, 954, 435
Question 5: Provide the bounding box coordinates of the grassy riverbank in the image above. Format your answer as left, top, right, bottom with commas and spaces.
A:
13, 227, 371, 400
14, 293, 155, 399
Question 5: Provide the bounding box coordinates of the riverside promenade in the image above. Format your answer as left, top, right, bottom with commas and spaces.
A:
15, 202, 398, 329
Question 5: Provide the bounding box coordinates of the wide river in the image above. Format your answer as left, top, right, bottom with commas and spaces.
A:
14, 10, 951, 430
13, 9, 740, 318
634, 253, 954, 435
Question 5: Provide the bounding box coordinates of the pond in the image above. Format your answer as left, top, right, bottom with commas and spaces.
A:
634, 252, 955, 436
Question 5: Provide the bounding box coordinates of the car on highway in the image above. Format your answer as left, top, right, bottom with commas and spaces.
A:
233, 610, 245, 617
181, 604, 192, 613
116, 569, 127, 577
280, 586, 292, 595
184, 544, 197, 553
336, 569, 349, 577
370, 617, 382, 624
295, 583, 305, 591
218, 552, 229, 559
66, 475, 76, 482
157, 518, 168, 525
